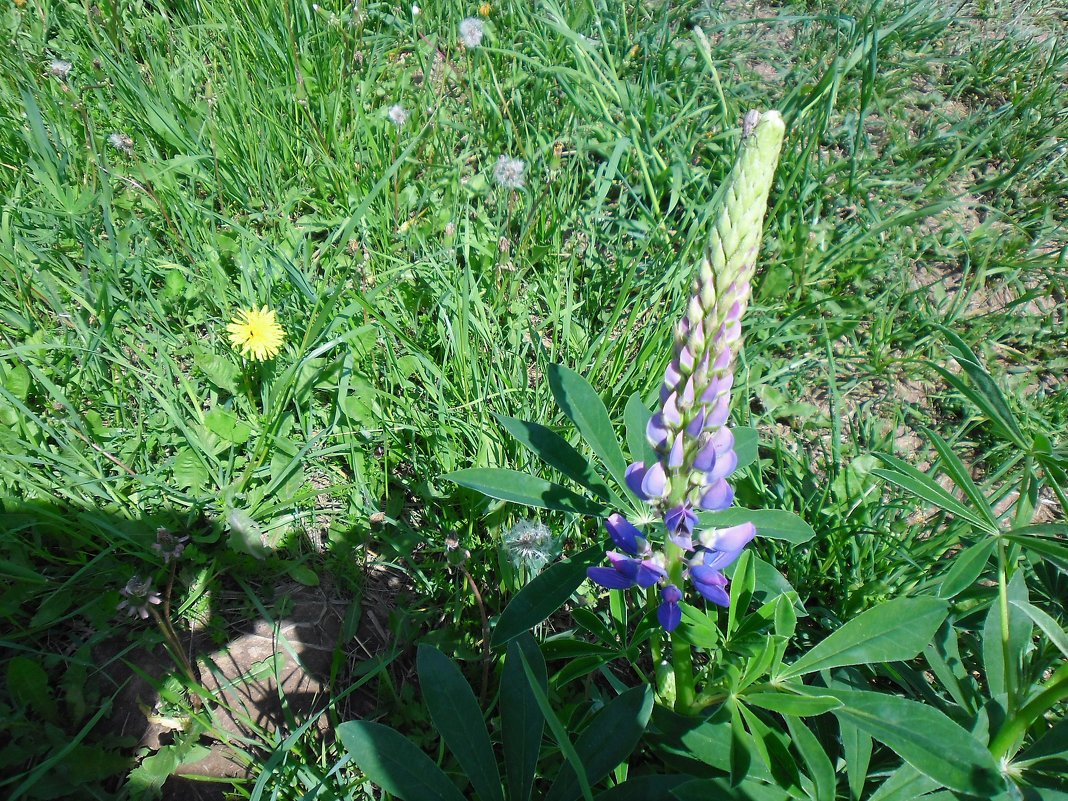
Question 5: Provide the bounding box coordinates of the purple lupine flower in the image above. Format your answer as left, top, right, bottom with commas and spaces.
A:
586, 110, 786, 630
605, 513, 649, 556
658, 584, 683, 631
587, 549, 666, 590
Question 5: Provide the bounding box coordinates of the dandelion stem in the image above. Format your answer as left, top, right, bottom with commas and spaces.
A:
460, 563, 493, 705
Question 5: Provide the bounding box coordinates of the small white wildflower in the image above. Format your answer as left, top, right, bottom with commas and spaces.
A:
48, 59, 73, 80
444, 221, 456, 237
388, 104, 409, 127
117, 575, 162, 620
152, 527, 190, 564
411, 4, 421, 16
503, 520, 557, 573
108, 132, 134, 154
493, 155, 525, 189
459, 16, 484, 48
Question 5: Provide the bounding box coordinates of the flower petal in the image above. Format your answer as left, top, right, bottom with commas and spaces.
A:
636, 558, 667, 587
605, 513, 643, 556
703, 548, 743, 571
587, 566, 637, 590
690, 566, 731, 606
708, 448, 738, 482
699, 522, 756, 553
658, 586, 682, 631
697, 479, 734, 511
625, 462, 650, 500
641, 462, 670, 499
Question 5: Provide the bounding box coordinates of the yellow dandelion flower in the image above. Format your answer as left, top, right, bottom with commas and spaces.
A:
478, 3, 491, 17
227, 306, 285, 361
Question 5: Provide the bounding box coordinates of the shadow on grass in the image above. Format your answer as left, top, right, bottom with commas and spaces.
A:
0, 500, 399, 800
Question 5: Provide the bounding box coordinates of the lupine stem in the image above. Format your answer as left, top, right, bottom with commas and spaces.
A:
997, 537, 1017, 716
666, 541, 695, 712
989, 662, 1068, 760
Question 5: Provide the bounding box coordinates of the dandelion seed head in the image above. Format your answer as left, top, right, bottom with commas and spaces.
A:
459, 16, 484, 48
503, 520, 556, 572
108, 132, 134, 154
227, 306, 286, 361
411, 4, 421, 16
388, 104, 409, 126
49, 59, 72, 80
492, 155, 526, 189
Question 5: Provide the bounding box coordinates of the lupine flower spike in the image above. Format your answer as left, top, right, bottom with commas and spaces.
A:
587, 110, 785, 632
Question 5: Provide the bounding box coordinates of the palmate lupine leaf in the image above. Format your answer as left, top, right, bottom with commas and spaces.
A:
336, 721, 465, 801
822, 690, 1006, 795
445, 468, 608, 516
778, 596, 948, 679
417, 646, 503, 801
547, 364, 630, 491
492, 413, 622, 505
491, 545, 604, 648
502, 635, 547, 801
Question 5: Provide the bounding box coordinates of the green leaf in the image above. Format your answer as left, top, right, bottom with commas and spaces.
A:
337, 721, 466, 801
494, 414, 619, 504
193, 348, 241, 395
983, 570, 1031, 698
226, 508, 268, 559
698, 508, 815, 544
624, 392, 655, 466
6, 656, 57, 722
203, 406, 252, 445
1004, 528, 1068, 569
930, 326, 1028, 449
1010, 599, 1068, 659
937, 538, 996, 599
779, 596, 948, 679
784, 716, 835, 801
492, 545, 602, 648
593, 775, 692, 800
733, 426, 759, 471
920, 426, 997, 529
515, 646, 594, 801
873, 453, 996, 533
826, 689, 1005, 795
285, 563, 320, 587
840, 716, 873, 801
547, 364, 629, 490
502, 634, 546, 801
445, 468, 607, 516
544, 685, 654, 801
670, 778, 791, 801
172, 447, 208, 491
744, 692, 842, 717
2, 362, 30, 400
417, 646, 503, 801
867, 764, 939, 801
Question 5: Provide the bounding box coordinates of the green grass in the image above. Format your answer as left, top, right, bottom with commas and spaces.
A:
1, 0, 1065, 797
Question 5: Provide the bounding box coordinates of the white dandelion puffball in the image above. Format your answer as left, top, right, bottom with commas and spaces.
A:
459, 17, 484, 48
493, 155, 526, 189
